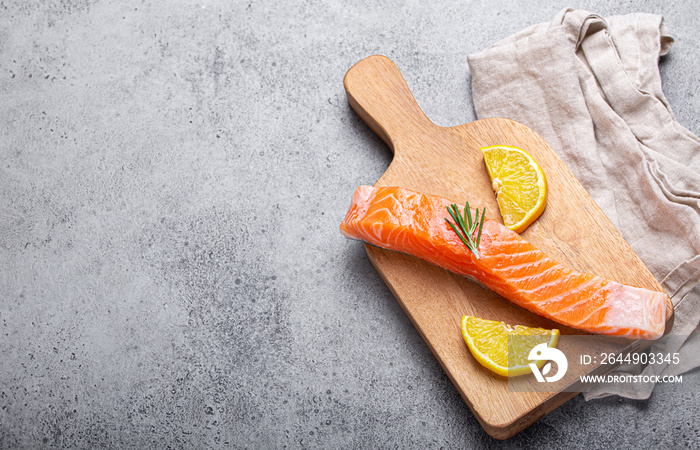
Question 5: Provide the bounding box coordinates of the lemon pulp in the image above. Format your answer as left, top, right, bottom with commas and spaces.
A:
461, 315, 560, 377
481, 145, 548, 234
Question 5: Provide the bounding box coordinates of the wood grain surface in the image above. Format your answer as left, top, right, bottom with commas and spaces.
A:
343, 55, 674, 439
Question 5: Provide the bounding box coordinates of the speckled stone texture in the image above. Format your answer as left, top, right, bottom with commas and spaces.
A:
1, 0, 698, 448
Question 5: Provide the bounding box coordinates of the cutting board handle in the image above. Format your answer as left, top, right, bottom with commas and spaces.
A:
344, 55, 436, 155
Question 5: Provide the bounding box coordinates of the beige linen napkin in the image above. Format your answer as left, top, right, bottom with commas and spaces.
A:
468, 8, 700, 400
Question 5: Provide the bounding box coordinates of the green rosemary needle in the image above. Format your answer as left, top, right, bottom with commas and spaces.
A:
445, 202, 486, 259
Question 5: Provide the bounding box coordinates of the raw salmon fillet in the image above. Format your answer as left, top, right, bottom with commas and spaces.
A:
340, 185, 667, 340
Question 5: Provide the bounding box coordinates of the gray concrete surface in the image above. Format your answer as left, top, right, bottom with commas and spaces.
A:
1, 0, 698, 448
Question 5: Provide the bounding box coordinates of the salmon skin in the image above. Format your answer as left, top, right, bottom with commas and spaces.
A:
340, 185, 667, 340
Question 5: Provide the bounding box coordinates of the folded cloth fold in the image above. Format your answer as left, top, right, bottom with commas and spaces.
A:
468, 8, 700, 400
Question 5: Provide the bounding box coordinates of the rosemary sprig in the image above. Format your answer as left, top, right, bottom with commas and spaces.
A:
445, 202, 486, 259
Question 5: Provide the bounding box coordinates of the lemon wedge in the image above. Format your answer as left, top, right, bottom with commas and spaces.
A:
461, 315, 560, 378
481, 145, 547, 233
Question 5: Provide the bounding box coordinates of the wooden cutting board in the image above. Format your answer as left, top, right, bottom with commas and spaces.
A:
343, 55, 674, 439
